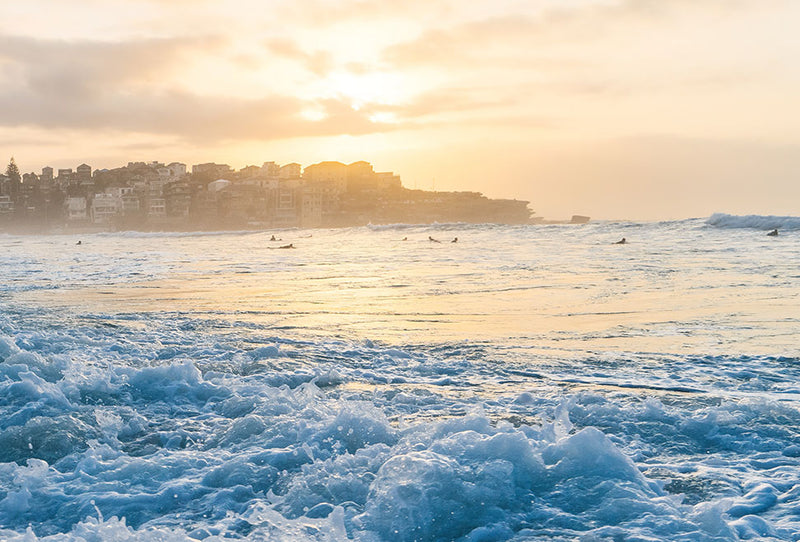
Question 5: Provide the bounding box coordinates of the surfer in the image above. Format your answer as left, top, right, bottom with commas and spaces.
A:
451, 237, 458, 243
76, 240, 82, 245
767, 229, 778, 236
279, 243, 295, 249
613, 237, 626, 244
428, 236, 441, 243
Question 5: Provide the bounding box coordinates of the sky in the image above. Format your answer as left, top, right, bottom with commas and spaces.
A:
1, 0, 799, 220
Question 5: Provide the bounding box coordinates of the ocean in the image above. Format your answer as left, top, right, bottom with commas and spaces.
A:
0, 213, 799, 541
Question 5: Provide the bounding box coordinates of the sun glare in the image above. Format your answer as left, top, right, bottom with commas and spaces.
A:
323, 71, 411, 107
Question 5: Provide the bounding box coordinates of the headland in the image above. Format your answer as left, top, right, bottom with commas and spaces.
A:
0, 158, 584, 233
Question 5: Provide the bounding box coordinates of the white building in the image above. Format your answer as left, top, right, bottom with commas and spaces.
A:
91, 193, 120, 224
148, 198, 166, 218
148, 179, 165, 198
0, 195, 15, 215
65, 197, 87, 221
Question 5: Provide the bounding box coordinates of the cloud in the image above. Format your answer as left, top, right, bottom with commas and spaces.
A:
380, 0, 780, 70
0, 34, 221, 97
276, 0, 453, 26
0, 86, 400, 142
0, 32, 531, 142
378, 0, 798, 106
265, 38, 333, 76
0, 33, 403, 142
378, 87, 519, 120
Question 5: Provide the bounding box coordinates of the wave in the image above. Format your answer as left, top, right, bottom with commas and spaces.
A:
706, 213, 800, 231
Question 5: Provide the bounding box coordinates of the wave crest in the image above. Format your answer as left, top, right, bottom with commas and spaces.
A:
706, 213, 800, 230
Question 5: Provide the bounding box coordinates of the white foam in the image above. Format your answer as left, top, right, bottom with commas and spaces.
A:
706, 212, 800, 230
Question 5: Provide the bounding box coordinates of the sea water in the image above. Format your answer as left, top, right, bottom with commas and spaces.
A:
0, 213, 798, 541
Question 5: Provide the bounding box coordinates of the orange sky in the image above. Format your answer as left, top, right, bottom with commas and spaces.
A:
1, 0, 799, 220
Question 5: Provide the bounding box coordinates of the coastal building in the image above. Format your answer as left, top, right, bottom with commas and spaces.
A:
148, 197, 167, 219
0, 195, 14, 215
22, 173, 39, 186
122, 193, 140, 215
164, 180, 191, 217
274, 179, 301, 226
167, 162, 187, 177
345, 161, 375, 192
57, 169, 73, 185
238, 165, 261, 179
303, 162, 348, 222
65, 197, 87, 221
76, 164, 92, 182
17, 176, 39, 215
192, 163, 232, 180
261, 162, 280, 178
148, 179, 165, 199
304, 161, 347, 188
208, 179, 231, 193
375, 172, 401, 191
41, 167, 53, 184
301, 183, 324, 227
90, 193, 120, 224
279, 163, 301, 179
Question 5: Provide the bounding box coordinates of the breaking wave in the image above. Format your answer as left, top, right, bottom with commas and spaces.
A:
706, 213, 800, 231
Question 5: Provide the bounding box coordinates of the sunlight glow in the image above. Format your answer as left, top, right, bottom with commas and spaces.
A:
300, 108, 328, 122
369, 112, 399, 124
323, 71, 410, 107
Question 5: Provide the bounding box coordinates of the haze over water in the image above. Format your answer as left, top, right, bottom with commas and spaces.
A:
1, 214, 799, 540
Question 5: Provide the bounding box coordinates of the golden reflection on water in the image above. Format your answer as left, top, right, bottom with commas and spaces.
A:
13, 225, 800, 357
20, 265, 796, 357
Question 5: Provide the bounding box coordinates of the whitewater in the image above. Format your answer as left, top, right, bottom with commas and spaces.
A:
0, 213, 798, 541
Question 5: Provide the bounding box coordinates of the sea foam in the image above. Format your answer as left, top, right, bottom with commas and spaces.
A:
706, 212, 800, 230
